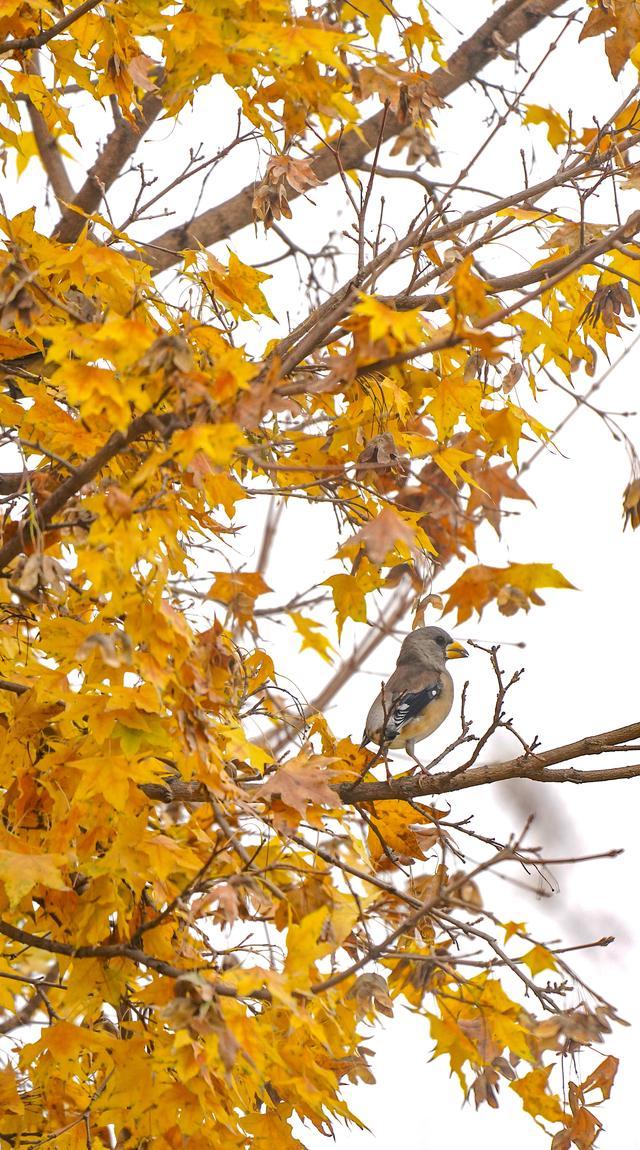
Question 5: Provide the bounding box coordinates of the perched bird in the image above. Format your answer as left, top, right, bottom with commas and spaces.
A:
362, 626, 468, 771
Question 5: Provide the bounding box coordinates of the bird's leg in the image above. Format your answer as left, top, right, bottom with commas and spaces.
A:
405, 739, 429, 775
383, 747, 392, 782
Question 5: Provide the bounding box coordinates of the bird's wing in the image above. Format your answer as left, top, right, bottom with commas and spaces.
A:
364, 666, 442, 745
382, 677, 442, 743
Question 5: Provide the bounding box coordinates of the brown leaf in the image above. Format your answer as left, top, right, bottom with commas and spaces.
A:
346, 972, 394, 1018
355, 432, 401, 475
350, 508, 415, 563
105, 486, 134, 520
128, 53, 160, 91
502, 362, 524, 393
17, 554, 67, 595
580, 1055, 619, 1101
138, 334, 193, 374
259, 754, 340, 815
623, 476, 640, 530
496, 584, 531, 616
389, 125, 440, 166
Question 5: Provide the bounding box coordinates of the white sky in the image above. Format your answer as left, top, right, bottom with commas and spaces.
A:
2, 1, 640, 1146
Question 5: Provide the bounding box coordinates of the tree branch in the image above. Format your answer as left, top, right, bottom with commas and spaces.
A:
0, 918, 270, 999
24, 56, 75, 205
0, 679, 29, 695
0, 408, 178, 572
142, 0, 566, 271
137, 721, 640, 808
0, 0, 102, 55
53, 82, 165, 245
340, 721, 640, 802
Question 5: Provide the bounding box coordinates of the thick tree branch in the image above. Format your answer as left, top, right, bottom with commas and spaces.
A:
54, 82, 165, 245
143, 0, 566, 271
0, 679, 28, 695
0, 409, 177, 571
0, 471, 27, 496
24, 57, 75, 205
341, 721, 640, 802
137, 722, 640, 807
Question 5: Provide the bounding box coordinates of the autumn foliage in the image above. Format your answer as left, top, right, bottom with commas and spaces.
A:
1, 1, 640, 1147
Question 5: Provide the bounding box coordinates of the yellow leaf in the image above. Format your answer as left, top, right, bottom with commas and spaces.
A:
520, 945, 558, 976
203, 250, 275, 321
367, 800, 436, 863
432, 446, 477, 487
324, 573, 367, 636
451, 255, 492, 319
444, 562, 575, 623
0, 850, 69, 906
496, 206, 552, 221
428, 374, 485, 439
354, 295, 425, 345
483, 406, 526, 466
284, 905, 331, 981
290, 612, 335, 663
511, 1066, 566, 1123
502, 920, 526, 942
172, 423, 244, 466
0, 332, 38, 359
428, 1013, 479, 1090
523, 105, 569, 150
244, 649, 275, 691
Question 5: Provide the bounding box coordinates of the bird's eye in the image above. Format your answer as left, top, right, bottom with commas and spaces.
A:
437, 634, 447, 647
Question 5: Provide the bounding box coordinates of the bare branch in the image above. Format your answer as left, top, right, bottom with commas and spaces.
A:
341, 721, 640, 803
54, 82, 165, 245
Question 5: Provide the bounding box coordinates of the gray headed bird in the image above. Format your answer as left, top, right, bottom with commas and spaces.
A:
362, 626, 468, 771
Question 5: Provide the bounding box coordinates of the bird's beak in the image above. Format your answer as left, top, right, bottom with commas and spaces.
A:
446, 641, 468, 660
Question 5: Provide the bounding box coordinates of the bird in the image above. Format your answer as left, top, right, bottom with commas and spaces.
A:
362, 626, 468, 772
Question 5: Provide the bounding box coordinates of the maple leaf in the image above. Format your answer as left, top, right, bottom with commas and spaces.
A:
451, 255, 492, 320
467, 461, 533, 536
366, 800, 437, 865
208, 571, 271, 624
523, 105, 569, 150
520, 945, 558, 976
202, 252, 275, 321
289, 612, 335, 663
511, 1066, 566, 1124
349, 508, 416, 564
581, 0, 640, 78
259, 754, 341, 816
324, 572, 367, 636
502, 920, 526, 943
354, 295, 425, 344
581, 1055, 619, 1101
0, 850, 69, 906
444, 562, 575, 622
428, 1012, 480, 1090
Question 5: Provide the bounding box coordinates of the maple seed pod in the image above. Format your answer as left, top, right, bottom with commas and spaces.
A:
622, 477, 640, 531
